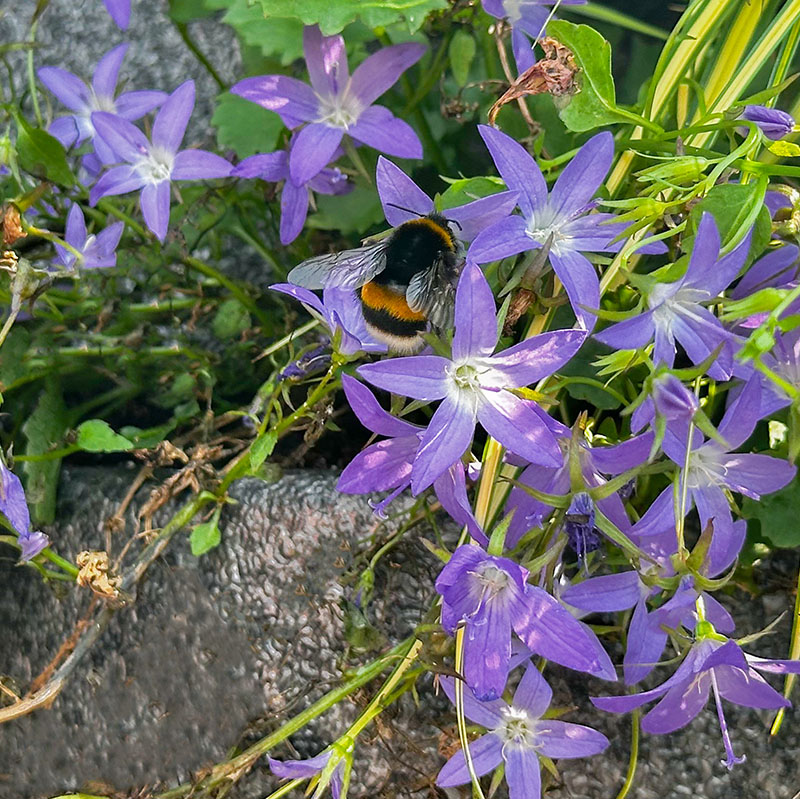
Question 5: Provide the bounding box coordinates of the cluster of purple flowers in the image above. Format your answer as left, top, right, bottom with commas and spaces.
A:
266, 93, 800, 796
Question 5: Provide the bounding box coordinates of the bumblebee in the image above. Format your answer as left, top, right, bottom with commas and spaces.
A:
287, 213, 464, 353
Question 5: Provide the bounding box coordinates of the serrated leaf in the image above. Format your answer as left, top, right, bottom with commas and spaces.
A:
546, 20, 631, 132
212, 93, 283, 159
252, 0, 446, 35
15, 115, 74, 186
742, 475, 800, 549
76, 419, 134, 452
448, 29, 475, 86
190, 509, 222, 556
250, 430, 277, 470
222, 2, 304, 63
22, 381, 68, 525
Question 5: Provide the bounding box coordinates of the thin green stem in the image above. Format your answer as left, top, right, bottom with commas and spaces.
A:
615, 709, 640, 799
174, 21, 226, 91
770, 563, 800, 737
26, 21, 42, 126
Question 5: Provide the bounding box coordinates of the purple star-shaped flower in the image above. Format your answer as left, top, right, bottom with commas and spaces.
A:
504, 423, 652, 548
437, 664, 608, 798
358, 263, 586, 493
482, 0, 587, 72
595, 213, 750, 379
632, 375, 796, 546
563, 521, 744, 685
593, 636, 800, 769
0, 461, 49, 561
337, 374, 484, 542
89, 80, 233, 241
53, 204, 123, 270
232, 26, 425, 185
468, 125, 666, 330
437, 544, 616, 699
103, 0, 131, 29
269, 751, 344, 799
38, 44, 165, 164
630, 372, 700, 434
234, 147, 350, 245
375, 156, 519, 244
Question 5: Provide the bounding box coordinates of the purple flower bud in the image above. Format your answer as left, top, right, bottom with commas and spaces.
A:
740, 105, 795, 140
564, 492, 600, 559
652, 374, 698, 421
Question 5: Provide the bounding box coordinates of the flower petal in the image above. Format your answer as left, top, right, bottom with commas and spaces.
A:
279, 179, 309, 245
640, 676, 711, 734
171, 150, 232, 181
91, 111, 150, 163
341, 373, 420, 438
715, 665, 789, 709
623, 599, 667, 685
733, 244, 799, 298
336, 438, 415, 493
445, 190, 519, 243
512, 663, 553, 718
505, 745, 542, 799
477, 392, 562, 468
549, 248, 600, 330
411, 392, 477, 493
269, 751, 330, 779
478, 125, 546, 218
376, 155, 432, 226
549, 132, 613, 219
534, 720, 610, 759
348, 105, 423, 160
92, 43, 127, 99
349, 42, 426, 108
513, 585, 617, 681
718, 452, 796, 499
483, 329, 586, 387
562, 571, 643, 613
104, 0, 131, 29
89, 165, 144, 204
452, 262, 498, 359
436, 733, 503, 787
37, 67, 89, 112
303, 26, 348, 97
152, 80, 194, 155
231, 75, 319, 128
594, 310, 656, 351
683, 212, 721, 286
114, 90, 168, 121
140, 180, 171, 241
433, 464, 487, 546
234, 151, 288, 181
467, 215, 533, 264
438, 675, 506, 728
289, 123, 344, 185
48, 116, 80, 148
358, 356, 449, 400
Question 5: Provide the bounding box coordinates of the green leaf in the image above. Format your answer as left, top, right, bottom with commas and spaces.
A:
22, 381, 68, 525
0, 327, 30, 389
559, 338, 622, 410
167, 0, 222, 22
545, 20, 632, 132
212, 93, 283, 159
119, 423, 176, 449
448, 29, 476, 86
222, 1, 304, 63
307, 183, 385, 234
767, 140, 800, 158
75, 419, 134, 453
14, 114, 74, 186
252, 0, 446, 34
688, 182, 770, 261
250, 430, 278, 470
438, 176, 505, 210
213, 298, 252, 340
742, 474, 800, 548
190, 508, 222, 556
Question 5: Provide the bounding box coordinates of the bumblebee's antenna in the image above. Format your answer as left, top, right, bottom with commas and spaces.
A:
386, 202, 422, 216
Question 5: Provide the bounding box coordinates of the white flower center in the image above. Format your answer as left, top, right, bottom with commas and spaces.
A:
503, 0, 524, 24
316, 89, 362, 130
136, 146, 173, 184
687, 444, 727, 489
525, 205, 564, 246
450, 362, 482, 391
497, 706, 538, 748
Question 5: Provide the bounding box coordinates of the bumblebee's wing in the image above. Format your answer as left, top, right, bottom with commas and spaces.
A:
406, 256, 458, 330
287, 241, 388, 290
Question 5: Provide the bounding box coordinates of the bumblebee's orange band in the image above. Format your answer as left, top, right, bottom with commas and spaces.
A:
361, 281, 426, 322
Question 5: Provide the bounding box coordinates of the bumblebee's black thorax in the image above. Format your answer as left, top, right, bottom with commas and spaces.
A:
376, 214, 457, 287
